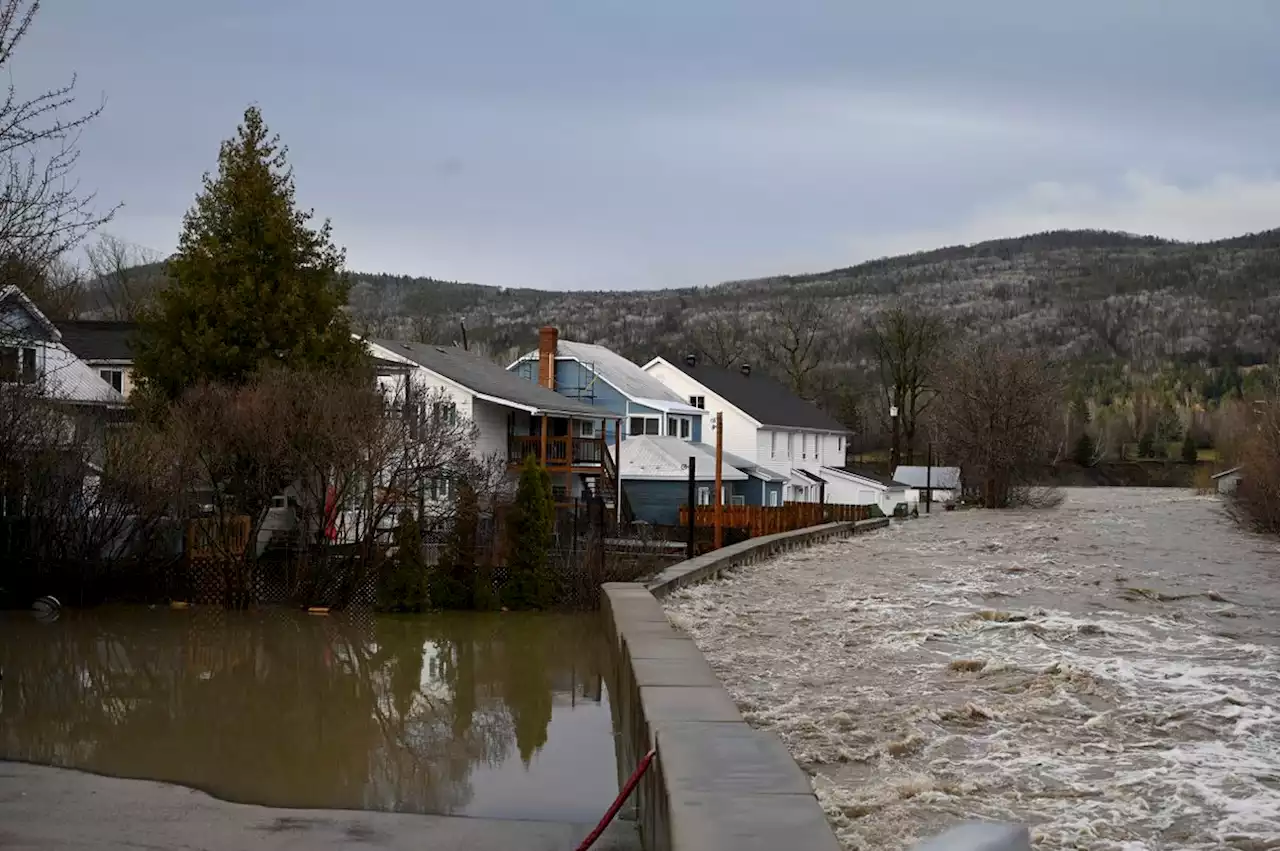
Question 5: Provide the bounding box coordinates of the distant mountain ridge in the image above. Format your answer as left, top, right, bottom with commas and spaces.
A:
86, 227, 1280, 409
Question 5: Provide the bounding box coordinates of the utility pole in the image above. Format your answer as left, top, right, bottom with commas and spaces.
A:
925, 442, 932, 514
714, 411, 723, 550
686, 456, 696, 560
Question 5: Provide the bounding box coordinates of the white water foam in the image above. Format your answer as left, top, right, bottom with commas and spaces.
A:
664, 489, 1280, 850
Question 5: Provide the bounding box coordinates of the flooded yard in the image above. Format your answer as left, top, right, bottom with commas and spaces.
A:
664, 488, 1280, 850
0, 607, 619, 824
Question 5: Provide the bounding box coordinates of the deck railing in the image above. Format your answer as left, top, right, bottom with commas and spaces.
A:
678, 503, 872, 538
507, 435, 606, 467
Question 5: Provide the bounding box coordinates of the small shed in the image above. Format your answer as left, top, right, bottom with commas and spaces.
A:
1212, 466, 1242, 495
893, 465, 962, 503
615, 436, 748, 525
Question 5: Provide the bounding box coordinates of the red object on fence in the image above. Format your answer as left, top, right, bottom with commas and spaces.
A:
323, 487, 338, 541
574, 747, 656, 851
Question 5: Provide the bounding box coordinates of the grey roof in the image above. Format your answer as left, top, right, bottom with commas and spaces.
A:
524, 339, 698, 411
613, 435, 747, 481
893, 466, 962, 489
795, 468, 829, 485
372, 340, 603, 418
57, 320, 137, 361
1211, 466, 1242, 479
660, 358, 848, 432
825, 467, 909, 489
722, 449, 787, 481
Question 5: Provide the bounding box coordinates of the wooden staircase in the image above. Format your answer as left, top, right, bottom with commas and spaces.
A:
580, 445, 632, 522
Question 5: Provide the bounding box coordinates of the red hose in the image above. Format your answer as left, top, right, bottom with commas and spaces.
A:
574, 747, 657, 851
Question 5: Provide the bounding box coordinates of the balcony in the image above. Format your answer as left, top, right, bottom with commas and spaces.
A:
508, 435, 607, 469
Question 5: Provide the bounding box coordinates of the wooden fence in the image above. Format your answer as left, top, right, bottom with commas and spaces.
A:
678, 503, 872, 539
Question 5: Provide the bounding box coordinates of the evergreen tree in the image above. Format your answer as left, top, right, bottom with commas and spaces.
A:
1073, 432, 1097, 467
502, 456, 555, 609
135, 106, 364, 399
378, 512, 430, 612
1137, 431, 1155, 459
1181, 432, 1198, 464
432, 481, 479, 610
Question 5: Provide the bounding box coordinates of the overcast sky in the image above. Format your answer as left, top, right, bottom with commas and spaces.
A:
22, 0, 1280, 289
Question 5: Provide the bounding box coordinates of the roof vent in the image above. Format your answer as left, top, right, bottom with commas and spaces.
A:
740, 362, 751, 377
401, 343, 412, 351
435, 347, 447, 354
685, 353, 697, 367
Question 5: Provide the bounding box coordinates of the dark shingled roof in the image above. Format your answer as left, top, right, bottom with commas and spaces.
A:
373, 340, 604, 418
666, 358, 848, 432
57, 320, 137, 362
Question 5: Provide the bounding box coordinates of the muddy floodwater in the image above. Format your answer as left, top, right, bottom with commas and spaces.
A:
0, 608, 619, 823
665, 489, 1280, 850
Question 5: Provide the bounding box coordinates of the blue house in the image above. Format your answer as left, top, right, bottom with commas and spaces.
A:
510, 328, 732, 524
509, 328, 706, 446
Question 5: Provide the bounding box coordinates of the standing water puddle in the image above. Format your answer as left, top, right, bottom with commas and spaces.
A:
0, 607, 618, 823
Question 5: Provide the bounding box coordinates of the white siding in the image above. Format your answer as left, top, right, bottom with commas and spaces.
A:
470, 397, 510, 459
643, 360, 760, 462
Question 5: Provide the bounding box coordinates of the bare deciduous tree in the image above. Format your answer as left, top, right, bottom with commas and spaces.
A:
85, 234, 162, 320
930, 340, 1062, 508
868, 306, 944, 468
687, 312, 752, 368
0, 1, 117, 272
760, 293, 828, 398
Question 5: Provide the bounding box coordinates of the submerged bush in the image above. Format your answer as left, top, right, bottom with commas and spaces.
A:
377, 513, 429, 612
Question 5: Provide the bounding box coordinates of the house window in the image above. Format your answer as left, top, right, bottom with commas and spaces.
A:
768, 489, 779, 507
802, 434, 808, 459
679, 418, 690, 439
0, 346, 37, 384
697, 486, 711, 506
730, 494, 745, 506
770, 431, 777, 458
430, 478, 455, 501
629, 416, 659, 436
667, 416, 677, 436
689, 395, 705, 409
786, 433, 794, 459
99, 369, 124, 393
431, 401, 458, 425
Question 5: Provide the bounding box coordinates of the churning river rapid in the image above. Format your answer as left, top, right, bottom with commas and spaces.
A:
664, 488, 1280, 850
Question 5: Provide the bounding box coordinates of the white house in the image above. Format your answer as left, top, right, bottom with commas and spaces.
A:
893, 466, 962, 504
58, 321, 139, 400
365, 339, 615, 508
642, 354, 850, 504
1, 285, 126, 408
1212, 466, 1242, 496
819, 468, 916, 516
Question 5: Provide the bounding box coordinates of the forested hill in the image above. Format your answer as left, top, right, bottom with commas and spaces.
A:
349, 227, 1280, 369
87, 227, 1280, 409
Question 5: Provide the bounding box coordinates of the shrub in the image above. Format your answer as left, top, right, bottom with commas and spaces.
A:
1181, 433, 1198, 464
377, 513, 429, 612
1073, 432, 1097, 467
431, 481, 480, 610
502, 456, 555, 609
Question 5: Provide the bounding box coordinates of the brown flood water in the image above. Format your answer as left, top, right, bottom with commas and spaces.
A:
0, 607, 619, 823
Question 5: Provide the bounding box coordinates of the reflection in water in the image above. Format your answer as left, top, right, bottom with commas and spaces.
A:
0, 607, 617, 822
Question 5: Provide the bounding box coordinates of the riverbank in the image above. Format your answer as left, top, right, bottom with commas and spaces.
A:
664, 488, 1280, 850
0, 762, 639, 850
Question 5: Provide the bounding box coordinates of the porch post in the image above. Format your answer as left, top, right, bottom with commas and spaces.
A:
540, 414, 549, 467
614, 418, 622, 524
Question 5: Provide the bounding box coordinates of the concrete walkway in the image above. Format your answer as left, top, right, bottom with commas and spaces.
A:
0, 762, 640, 851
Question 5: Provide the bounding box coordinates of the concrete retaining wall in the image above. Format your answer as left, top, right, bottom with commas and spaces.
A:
646, 517, 890, 599
605, 518, 1031, 851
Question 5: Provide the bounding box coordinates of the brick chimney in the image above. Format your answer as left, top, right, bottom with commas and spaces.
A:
538, 326, 558, 390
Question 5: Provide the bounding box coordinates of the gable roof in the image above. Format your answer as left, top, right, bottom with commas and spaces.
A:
519, 339, 699, 413
370, 339, 603, 418
0, 285, 61, 343
57, 320, 137, 362
613, 435, 747, 482
650, 357, 848, 432
822, 467, 909, 490
893, 466, 961, 489
1211, 466, 1242, 480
